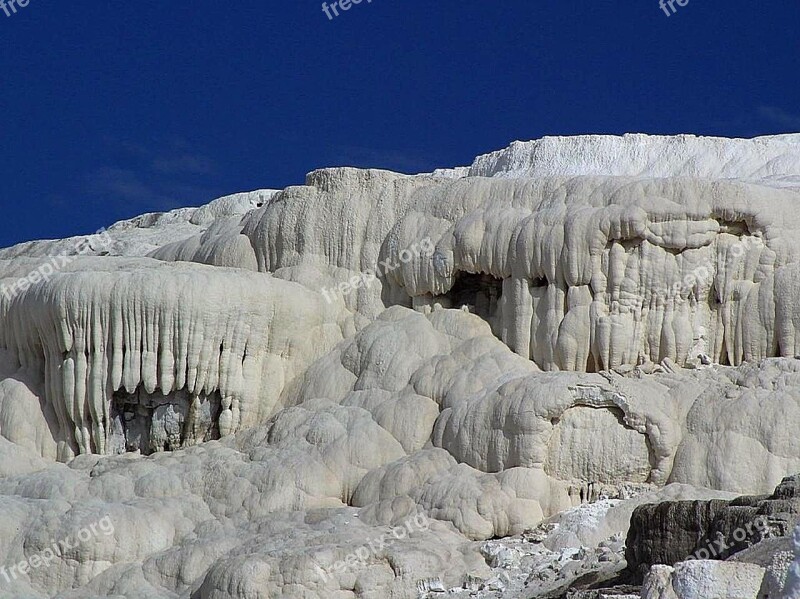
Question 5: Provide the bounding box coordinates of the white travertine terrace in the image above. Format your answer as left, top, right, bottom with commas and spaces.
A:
136, 135, 800, 373
1, 134, 800, 598
241, 172, 800, 371
0, 258, 349, 460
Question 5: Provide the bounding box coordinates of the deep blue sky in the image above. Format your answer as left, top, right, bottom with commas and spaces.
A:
0, 1, 798, 248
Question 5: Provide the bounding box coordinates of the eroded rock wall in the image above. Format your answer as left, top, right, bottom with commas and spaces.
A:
0, 258, 350, 459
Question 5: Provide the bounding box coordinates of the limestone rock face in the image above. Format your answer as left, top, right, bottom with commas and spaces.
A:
2, 134, 800, 597
780, 525, 800, 598
0, 258, 351, 460
459, 134, 800, 182
235, 161, 800, 372
626, 474, 800, 581
641, 561, 765, 599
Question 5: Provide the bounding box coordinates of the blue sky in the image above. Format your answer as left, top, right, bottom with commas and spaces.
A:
0, 0, 798, 247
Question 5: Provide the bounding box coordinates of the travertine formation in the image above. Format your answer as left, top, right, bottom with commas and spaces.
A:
1, 134, 800, 598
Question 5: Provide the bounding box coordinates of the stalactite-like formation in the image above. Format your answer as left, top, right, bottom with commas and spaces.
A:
0, 258, 346, 459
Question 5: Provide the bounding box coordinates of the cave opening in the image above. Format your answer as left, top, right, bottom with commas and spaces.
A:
108, 387, 222, 455
439, 271, 504, 322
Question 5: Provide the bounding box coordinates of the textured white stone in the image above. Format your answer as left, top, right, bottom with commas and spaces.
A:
0, 258, 350, 459
642, 560, 765, 599
780, 525, 800, 598
1, 134, 800, 598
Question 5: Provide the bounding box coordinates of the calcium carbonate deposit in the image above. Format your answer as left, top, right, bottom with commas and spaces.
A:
2, 134, 800, 598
